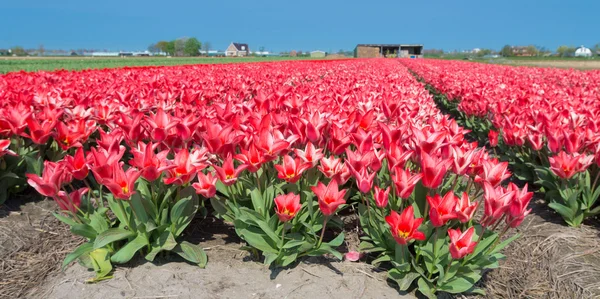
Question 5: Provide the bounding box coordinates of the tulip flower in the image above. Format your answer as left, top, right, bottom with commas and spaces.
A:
64, 147, 89, 181
311, 180, 347, 216
420, 152, 451, 190
192, 172, 218, 198
25, 117, 56, 145
130, 142, 174, 182
255, 130, 290, 161
0, 139, 17, 158
234, 143, 266, 173
294, 142, 324, 167
385, 206, 426, 245
448, 227, 477, 259
475, 160, 511, 187
214, 154, 248, 186
481, 182, 514, 227
55, 187, 88, 214
427, 192, 459, 227
274, 193, 301, 223
488, 130, 499, 147
506, 183, 533, 228
163, 149, 198, 186
146, 108, 179, 142
26, 161, 70, 197
392, 167, 423, 199
548, 151, 581, 179
275, 155, 311, 183
347, 163, 376, 194
373, 186, 390, 208
454, 192, 478, 223
318, 155, 343, 178
103, 163, 141, 200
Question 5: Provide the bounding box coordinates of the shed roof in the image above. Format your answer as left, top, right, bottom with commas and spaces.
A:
232, 43, 249, 51
356, 44, 423, 47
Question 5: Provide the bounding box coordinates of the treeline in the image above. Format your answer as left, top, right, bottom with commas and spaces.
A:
148, 37, 204, 56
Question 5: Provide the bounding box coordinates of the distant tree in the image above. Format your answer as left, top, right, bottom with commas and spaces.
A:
290, 50, 297, 57
38, 44, 45, 56
184, 38, 201, 56
155, 41, 169, 54
258, 46, 265, 53
526, 45, 539, 56
147, 43, 158, 53
174, 38, 188, 56
557, 45, 576, 57
202, 41, 212, 52
593, 43, 600, 54
165, 41, 176, 56
500, 45, 512, 57
11, 46, 26, 56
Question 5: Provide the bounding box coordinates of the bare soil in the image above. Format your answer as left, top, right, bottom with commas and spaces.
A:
509, 60, 600, 70
3, 194, 600, 299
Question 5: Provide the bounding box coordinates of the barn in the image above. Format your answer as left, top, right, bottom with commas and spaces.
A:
226, 42, 250, 57
354, 44, 423, 58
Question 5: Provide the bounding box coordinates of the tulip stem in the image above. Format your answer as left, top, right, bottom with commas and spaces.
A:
450, 174, 459, 192
228, 185, 238, 207
362, 193, 372, 224
317, 217, 329, 248
592, 171, 600, 193
117, 199, 133, 231
255, 172, 262, 194
83, 179, 100, 208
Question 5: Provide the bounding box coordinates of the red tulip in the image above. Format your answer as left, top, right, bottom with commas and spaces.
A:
214, 154, 248, 186
146, 108, 179, 142
420, 152, 450, 189
130, 142, 174, 182
385, 206, 426, 245
234, 143, 266, 173
391, 167, 423, 199
192, 172, 218, 198
64, 147, 89, 180
548, 151, 581, 179
0, 139, 17, 158
373, 186, 390, 208
454, 192, 478, 223
26, 161, 70, 197
317, 155, 343, 178
427, 192, 458, 227
275, 155, 311, 183
163, 149, 198, 186
506, 183, 533, 228
274, 193, 301, 222
347, 163, 376, 194
475, 160, 511, 187
55, 187, 88, 214
103, 163, 141, 200
481, 182, 514, 227
294, 142, 324, 167
488, 130, 499, 147
448, 227, 477, 259
256, 130, 290, 161
311, 180, 347, 216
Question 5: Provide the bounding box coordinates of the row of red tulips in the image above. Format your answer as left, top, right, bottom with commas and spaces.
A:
0, 59, 530, 297
402, 59, 600, 226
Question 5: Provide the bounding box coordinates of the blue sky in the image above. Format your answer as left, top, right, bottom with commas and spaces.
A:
1, 0, 598, 52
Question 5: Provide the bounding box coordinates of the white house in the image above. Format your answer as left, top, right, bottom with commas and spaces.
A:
226, 43, 249, 57
575, 45, 592, 57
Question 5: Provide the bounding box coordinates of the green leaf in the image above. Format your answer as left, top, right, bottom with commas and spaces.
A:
490, 233, 520, 255
438, 272, 481, 294
88, 210, 109, 234
111, 234, 148, 264
129, 193, 150, 226
417, 277, 437, 299
358, 241, 386, 253
388, 269, 420, 291
174, 241, 208, 268
249, 187, 265, 215
413, 182, 427, 218
282, 239, 307, 249
170, 186, 199, 236
106, 196, 129, 226
145, 231, 178, 261
71, 224, 99, 239
88, 248, 113, 281
62, 242, 94, 270
93, 228, 136, 249
327, 232, 344, 247
281, 252, 298, 267
235, 222, 278, 254
53, 212, 78, 226
210, 196, 229, 216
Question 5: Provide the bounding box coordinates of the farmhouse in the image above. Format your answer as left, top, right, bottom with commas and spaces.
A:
226, 42, 250, 57
354, 44, 423, 58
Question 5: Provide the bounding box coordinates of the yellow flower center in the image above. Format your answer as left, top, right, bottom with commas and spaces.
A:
397, 229, 409, 239
122, 185, 129, 194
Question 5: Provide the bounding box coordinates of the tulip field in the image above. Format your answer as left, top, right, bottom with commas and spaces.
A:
0, 58, 598, 298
